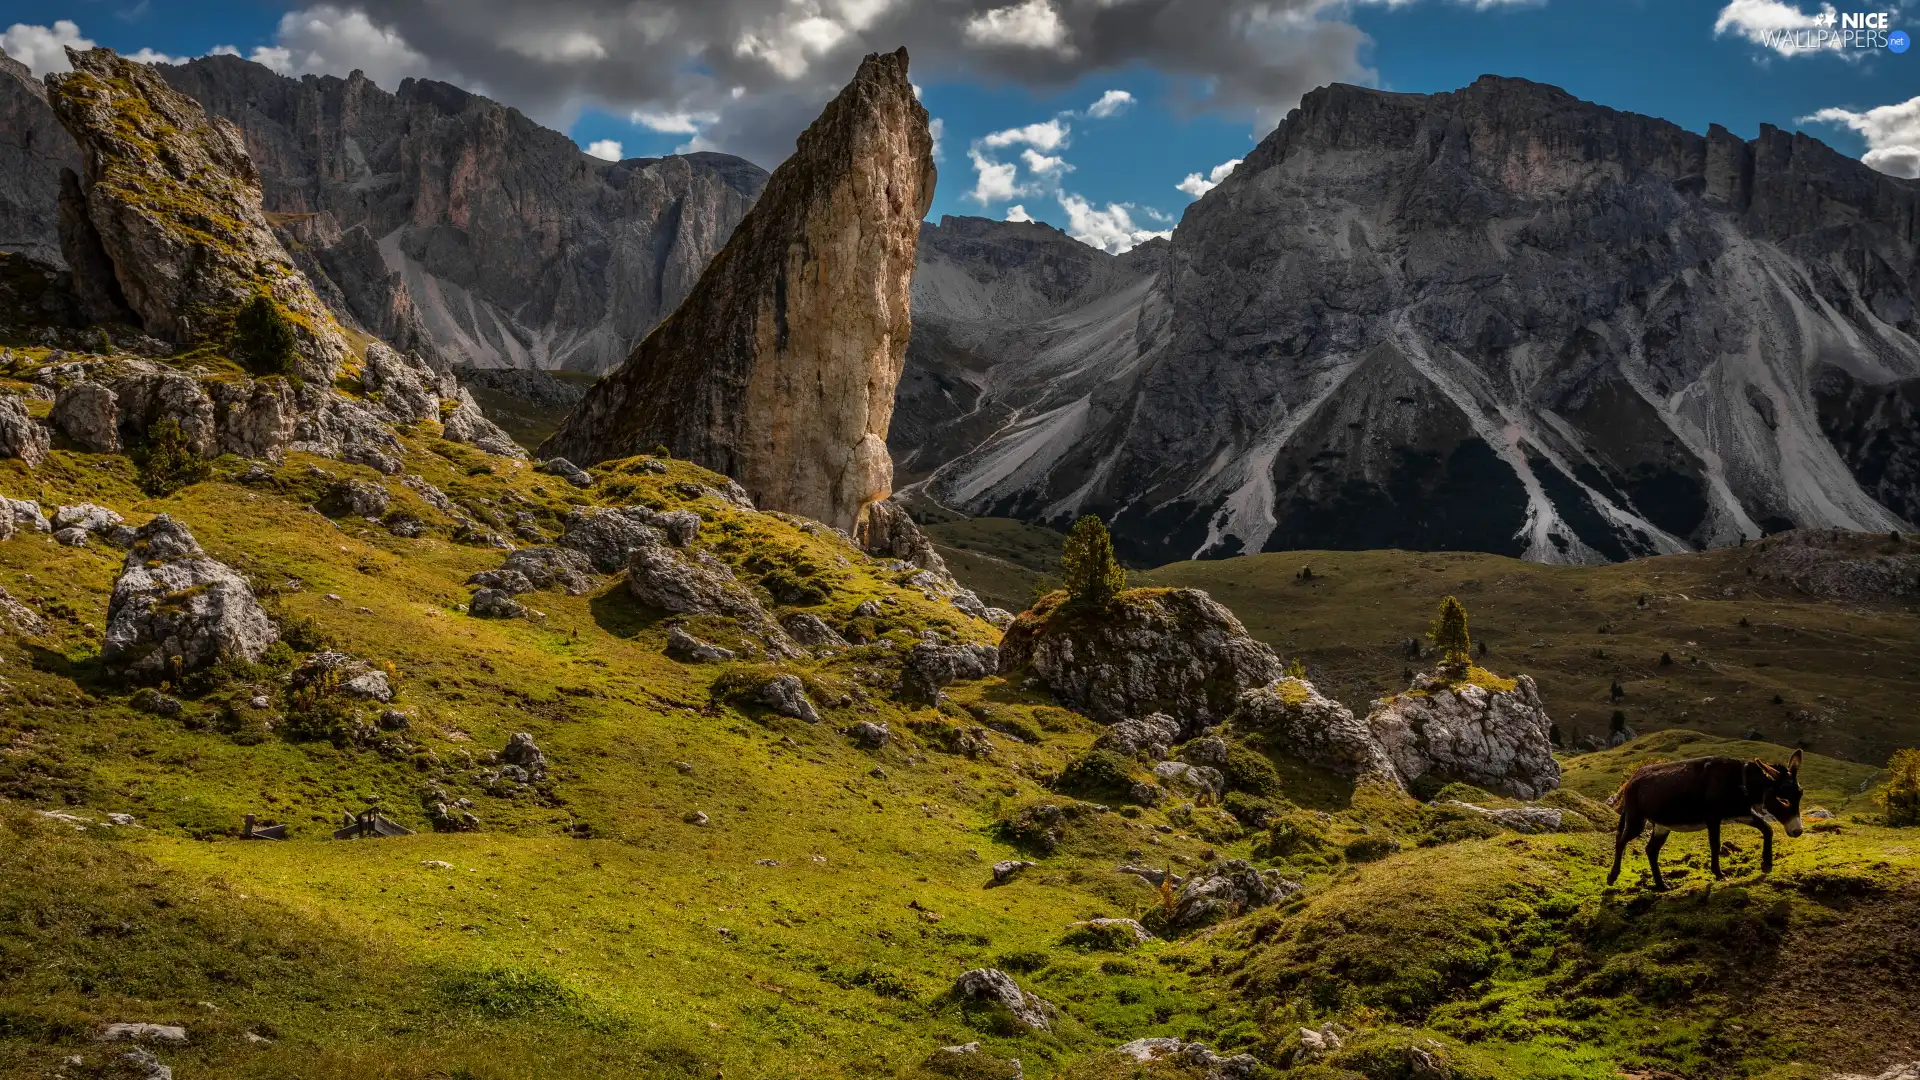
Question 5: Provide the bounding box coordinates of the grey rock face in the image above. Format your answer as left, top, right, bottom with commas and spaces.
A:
950, 968, 1053, 1032
543, 50, 936, 535
493, 547, 598, 595
1152, 760, 1224, 800
103, 515, 278, 678
999, 589, 1284, 734
1231, 676, 1402, 784
0, 584, 47, 636
1749, 529, 1920, 602
0, 395, 48, 466
539, 457, 594, 488
50, 381, 120, 451
1443, 800, 1565, 834
0, 48, 83, 267
320, 479, 388, 520
291, 651, 394, 702
1367, 671, 1562, 800
918, 77, 1920, 564
847, 719, 890, 749
561, 507, 668, 573
1111, 1038, 1259, 1080
665, 626, 734, 663
779, 612, 847, 650
0, 495, 48, 535
149, 55, 765, 373
469, 588, 529, 619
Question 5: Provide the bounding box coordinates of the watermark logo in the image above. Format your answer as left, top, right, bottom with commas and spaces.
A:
1759, 10, 1906, 51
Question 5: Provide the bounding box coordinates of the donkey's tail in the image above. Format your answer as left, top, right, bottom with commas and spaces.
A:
1605, 777, 1633, 810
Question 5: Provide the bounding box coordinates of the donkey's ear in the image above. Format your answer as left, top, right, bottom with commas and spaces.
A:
1787, 749, 1802, 775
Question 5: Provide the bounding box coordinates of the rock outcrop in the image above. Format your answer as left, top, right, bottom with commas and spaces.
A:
950, 968, 1053, 1032
542, 49, 936, 535
1231, 676, 1402, 784
0, 395, 48, 466
918, 77, 1920, 564
103, 515, 277, 678
0, 47, 83, 268
1366, 670, 1562, 799
1163, 859, 1301, 933
998, 589, 1285, 735
46, 48, 352, 382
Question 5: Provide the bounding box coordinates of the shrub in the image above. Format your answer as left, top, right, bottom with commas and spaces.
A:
1883, 748, 1920, 826
1061, 514, 1125, 608
1219, 745, 1283, 796
438, 965, 582, 1017
1343, 835, 1400, 863
231, 292, 298, 376
135, 417, 211, 495
1427, 595, 1471, 666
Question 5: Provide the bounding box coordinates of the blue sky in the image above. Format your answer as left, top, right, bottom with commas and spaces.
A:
5, 0, 1917, 251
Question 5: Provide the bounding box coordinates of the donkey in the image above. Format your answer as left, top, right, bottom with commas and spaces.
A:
1606, 750, 1804, 890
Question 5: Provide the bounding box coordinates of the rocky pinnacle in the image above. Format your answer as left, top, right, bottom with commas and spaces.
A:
44, 47, 351, 382
542, 48, 936, 535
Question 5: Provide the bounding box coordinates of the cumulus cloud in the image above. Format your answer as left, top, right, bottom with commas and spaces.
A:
1085, 88, 1135, 118
980, 118, 1070, 151
1803, 97, 1920, 178
929, 115, 945, 161
1020, 148, 1072, 176
1058, 193, 1170, 254
2, 19, 94, 75
585, 138, 625, 160
631, 109, 718, 133
1005, 204, 1034, 222
247, 5, 453, 92
1175, 157, 1242, 197
964, 0, 1072, 52
968, 148, 1027, 203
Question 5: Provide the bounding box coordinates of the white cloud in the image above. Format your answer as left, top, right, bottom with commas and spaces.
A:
964, 0, 1073, 53
1175, 157, 1243, 197
735, 13, 848, 79
929, 116, 945, 162
1712, 0, 1850, 56
1802, 97, 1920, 178
585, 139, 624, 161
125, 47, 189, 66
631, 109, 718, 134
1086, 89, 1135, 118
1021, 148, 1072, 176
1, 20, 94, 75
259, 5, 442, 90
510, 30, 608, 63
1058, 193, 1171, 254
1005, 204, 1034, 222
980, 118, 1070, 152
968, 148, 1027, 204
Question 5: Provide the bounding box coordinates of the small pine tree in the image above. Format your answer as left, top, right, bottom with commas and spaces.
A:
1061, 514, 1125, 608
231, 292, 298, 376
135, 416, 210, 495
1427, 595, 1472, 667
1884, 748, 1920, 827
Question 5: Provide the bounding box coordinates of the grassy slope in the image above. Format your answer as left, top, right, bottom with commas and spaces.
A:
1, 446, 1916, 1078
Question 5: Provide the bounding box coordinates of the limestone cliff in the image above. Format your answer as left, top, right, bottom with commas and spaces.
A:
542, 49, 935, 535
45, 48, 351, 382
0, 47, 81, 267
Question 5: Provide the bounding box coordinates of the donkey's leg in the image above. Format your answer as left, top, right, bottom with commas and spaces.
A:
1707, 820, 1725, 880
1752, 817, 1774, 874
1646, 827, 1671, 890
1608, 809, 1643, 885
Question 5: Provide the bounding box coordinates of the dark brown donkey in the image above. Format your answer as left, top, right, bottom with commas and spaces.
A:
1606, 751, 1805, 889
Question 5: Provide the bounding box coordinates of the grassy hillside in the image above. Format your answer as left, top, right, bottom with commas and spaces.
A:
1, 428, 1916, 1078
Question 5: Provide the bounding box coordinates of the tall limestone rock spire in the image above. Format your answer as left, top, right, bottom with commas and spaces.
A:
45, 48, 351, 382
542, 48, 936, 535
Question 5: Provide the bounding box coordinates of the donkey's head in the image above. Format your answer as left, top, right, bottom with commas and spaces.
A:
1748, 749, 1805, 837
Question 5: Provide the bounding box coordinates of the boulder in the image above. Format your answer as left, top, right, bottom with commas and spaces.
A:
561, 506, 666, 573
1153, 760, 1225, 800
0, 585, 48, 636
990, 859, 1034, 885
780, 611, 848, 649
539, 457, 594, 488
1094, 713, 1185, 759
103, 516, 277, 679
358, 342, 441, 425
900, 640, 999, 704
495, 547, 598, 595
291, 651, 394, 702
858, 497, 948, 574
1367, 671, 1561, 800
54, 526, 90, 547
1231, 676, 1402, 785
1, 496, 48, 535
665, 626, 735, 663
439, 391, 526, 459
542, 49, 935, 535
950, 968, 1053, 1032
657, 509, 701, 547
0, 394, 49, 465
1442, 801, 1565, 834
466, 569, 534, 596
1165, 859, 1301, 933
469, 588, 529, 619
758, 674, 822, 723
999, 589, 1284, 735
1111, 1038, 1260, 1080
1180, 736, 1229, 769
99, 1023, 189, 1045
320, 479, 388, 519
848, 720, 890, 749
501, 732, 547, 779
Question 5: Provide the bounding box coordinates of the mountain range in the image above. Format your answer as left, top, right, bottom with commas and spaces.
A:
4, 52, 1917, 565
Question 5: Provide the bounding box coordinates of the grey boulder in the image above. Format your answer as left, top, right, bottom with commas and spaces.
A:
103, 516, 277, 679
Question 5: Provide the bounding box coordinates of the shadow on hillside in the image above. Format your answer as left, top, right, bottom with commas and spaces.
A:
587, 587, 669, 640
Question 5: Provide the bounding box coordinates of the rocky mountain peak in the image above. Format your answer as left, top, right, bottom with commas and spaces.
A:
46, 47, 351, 382
542, 48, 935, 535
